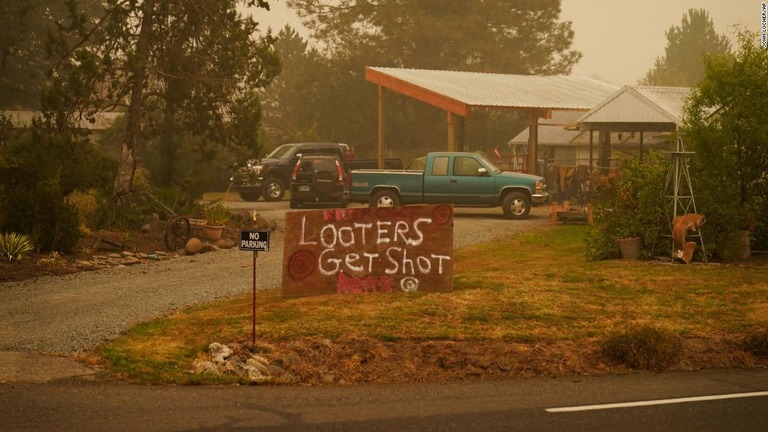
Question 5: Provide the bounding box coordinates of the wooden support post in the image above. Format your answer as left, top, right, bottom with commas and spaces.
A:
456, 115, 464, 151
447, 111, 455, 152
377, 85, 385, 169
599, 131, 611, 175
527, 112, 539, 175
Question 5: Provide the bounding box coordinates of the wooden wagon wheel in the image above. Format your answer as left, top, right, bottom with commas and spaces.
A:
164, 216, 191, 251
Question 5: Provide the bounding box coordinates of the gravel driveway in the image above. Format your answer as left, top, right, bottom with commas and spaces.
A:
0, 205, 551, 355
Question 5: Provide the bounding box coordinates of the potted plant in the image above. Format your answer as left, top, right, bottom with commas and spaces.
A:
203, 202, 230, 240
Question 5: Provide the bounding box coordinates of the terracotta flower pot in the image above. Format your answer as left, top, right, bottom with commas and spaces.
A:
204, 225, 224, 241
616, 236, 641, 260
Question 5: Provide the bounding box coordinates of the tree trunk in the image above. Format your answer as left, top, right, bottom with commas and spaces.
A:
113, 0, 155, 202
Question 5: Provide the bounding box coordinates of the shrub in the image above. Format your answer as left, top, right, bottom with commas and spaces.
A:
742, 330, 768, 359
1, 177, 81, 252
585, 151, 668, 260
0, 232, 35, 262
66, 189, 99, 231
601, 325, 682, 371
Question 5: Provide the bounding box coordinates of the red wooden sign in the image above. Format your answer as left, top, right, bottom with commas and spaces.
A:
282, 204, 454, 296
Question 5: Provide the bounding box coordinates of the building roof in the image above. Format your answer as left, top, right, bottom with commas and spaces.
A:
509, 111, 582, 146
2, 110, 120, 130
365, 67, 619, 117
577, 85, 691, 131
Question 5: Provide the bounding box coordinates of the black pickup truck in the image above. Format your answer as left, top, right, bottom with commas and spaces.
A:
229, 142, 402, 201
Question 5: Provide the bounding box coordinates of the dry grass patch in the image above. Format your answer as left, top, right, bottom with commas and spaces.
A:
97, 224, 768, 384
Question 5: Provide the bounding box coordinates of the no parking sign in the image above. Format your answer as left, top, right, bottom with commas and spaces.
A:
239, 229, 270, 251
239, 229, 271, 344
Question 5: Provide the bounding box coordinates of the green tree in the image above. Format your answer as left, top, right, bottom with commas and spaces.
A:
261, 25, 332, 145
46, 0, 280, 199
684, 29, 768, 257
0, 0, 102, 109
289, 0, 580, 74
641, 8, 731, 86
274, 0, 579, 156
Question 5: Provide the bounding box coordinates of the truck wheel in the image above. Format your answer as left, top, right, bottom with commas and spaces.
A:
238, 191, 262, 202
370, 190, 401, 208
262, 178, 286, 201
502, 192, 531, 220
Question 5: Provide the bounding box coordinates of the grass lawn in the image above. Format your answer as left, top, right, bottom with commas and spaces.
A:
98, 224, 768, 384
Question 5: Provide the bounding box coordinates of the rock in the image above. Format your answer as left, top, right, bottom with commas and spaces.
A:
251, 354, 270, 366
215, 238, 236, 249
267, 363, 286, 376
245, 358, 270, 375
283, 352, 303, 369
185, 238, 203, 254
224, 360, 239, 374
245, 366, 272, 384
193, 360, 220, 374
497, 359, 515, 372
285, 342, 305, 352
321, 373, 335, 384
209, 342, 232, 362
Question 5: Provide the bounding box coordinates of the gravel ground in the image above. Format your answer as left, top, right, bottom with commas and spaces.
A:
0, 205, 551, 355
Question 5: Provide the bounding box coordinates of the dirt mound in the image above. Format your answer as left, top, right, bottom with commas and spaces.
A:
243, 335, 767, 386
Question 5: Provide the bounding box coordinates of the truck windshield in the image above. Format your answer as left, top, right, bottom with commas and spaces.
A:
475, 153, 502, 174
266, 144, 298, 160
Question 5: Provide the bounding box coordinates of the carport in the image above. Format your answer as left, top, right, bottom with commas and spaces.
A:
365, 67, 618, 175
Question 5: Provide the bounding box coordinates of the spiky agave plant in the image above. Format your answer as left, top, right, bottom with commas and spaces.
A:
0, 232, 35, 262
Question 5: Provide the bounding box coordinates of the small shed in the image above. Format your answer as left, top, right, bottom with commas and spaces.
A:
508, 110, 672, 198
576, 85, 691, 171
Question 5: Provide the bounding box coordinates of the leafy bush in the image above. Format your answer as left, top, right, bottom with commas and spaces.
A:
742, 330, 768, 359
684, 31, 768, 260
0, 232, 35, 262
585, 152, 668, 260
601, 325, 682, 371
0, 113, 116, 251
90, 187, 202, 231
66, 189, 99, 231
1, 177, 81, 252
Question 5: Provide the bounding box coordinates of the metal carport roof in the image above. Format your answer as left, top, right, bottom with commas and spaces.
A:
366, 67, 619, 115
365, 67, 618, 174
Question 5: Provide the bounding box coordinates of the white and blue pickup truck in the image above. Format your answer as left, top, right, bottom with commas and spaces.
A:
349, 152, 548, 219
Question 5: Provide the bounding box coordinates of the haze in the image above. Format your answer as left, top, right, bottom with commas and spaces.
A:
245, 0, 759, 86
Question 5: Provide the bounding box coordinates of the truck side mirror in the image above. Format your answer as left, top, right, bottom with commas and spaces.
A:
478, 167, 489, 177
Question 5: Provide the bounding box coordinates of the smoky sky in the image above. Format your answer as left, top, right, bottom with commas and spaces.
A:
245, 0, 760, 85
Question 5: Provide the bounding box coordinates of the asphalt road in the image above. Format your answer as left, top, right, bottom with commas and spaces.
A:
2, 369, 767, 431
1, 200, 767, 431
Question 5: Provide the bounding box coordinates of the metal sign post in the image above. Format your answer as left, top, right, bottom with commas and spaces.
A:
239, 230, 270, 345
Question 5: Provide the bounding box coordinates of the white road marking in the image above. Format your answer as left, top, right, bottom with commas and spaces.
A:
546, 391, 768, 413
